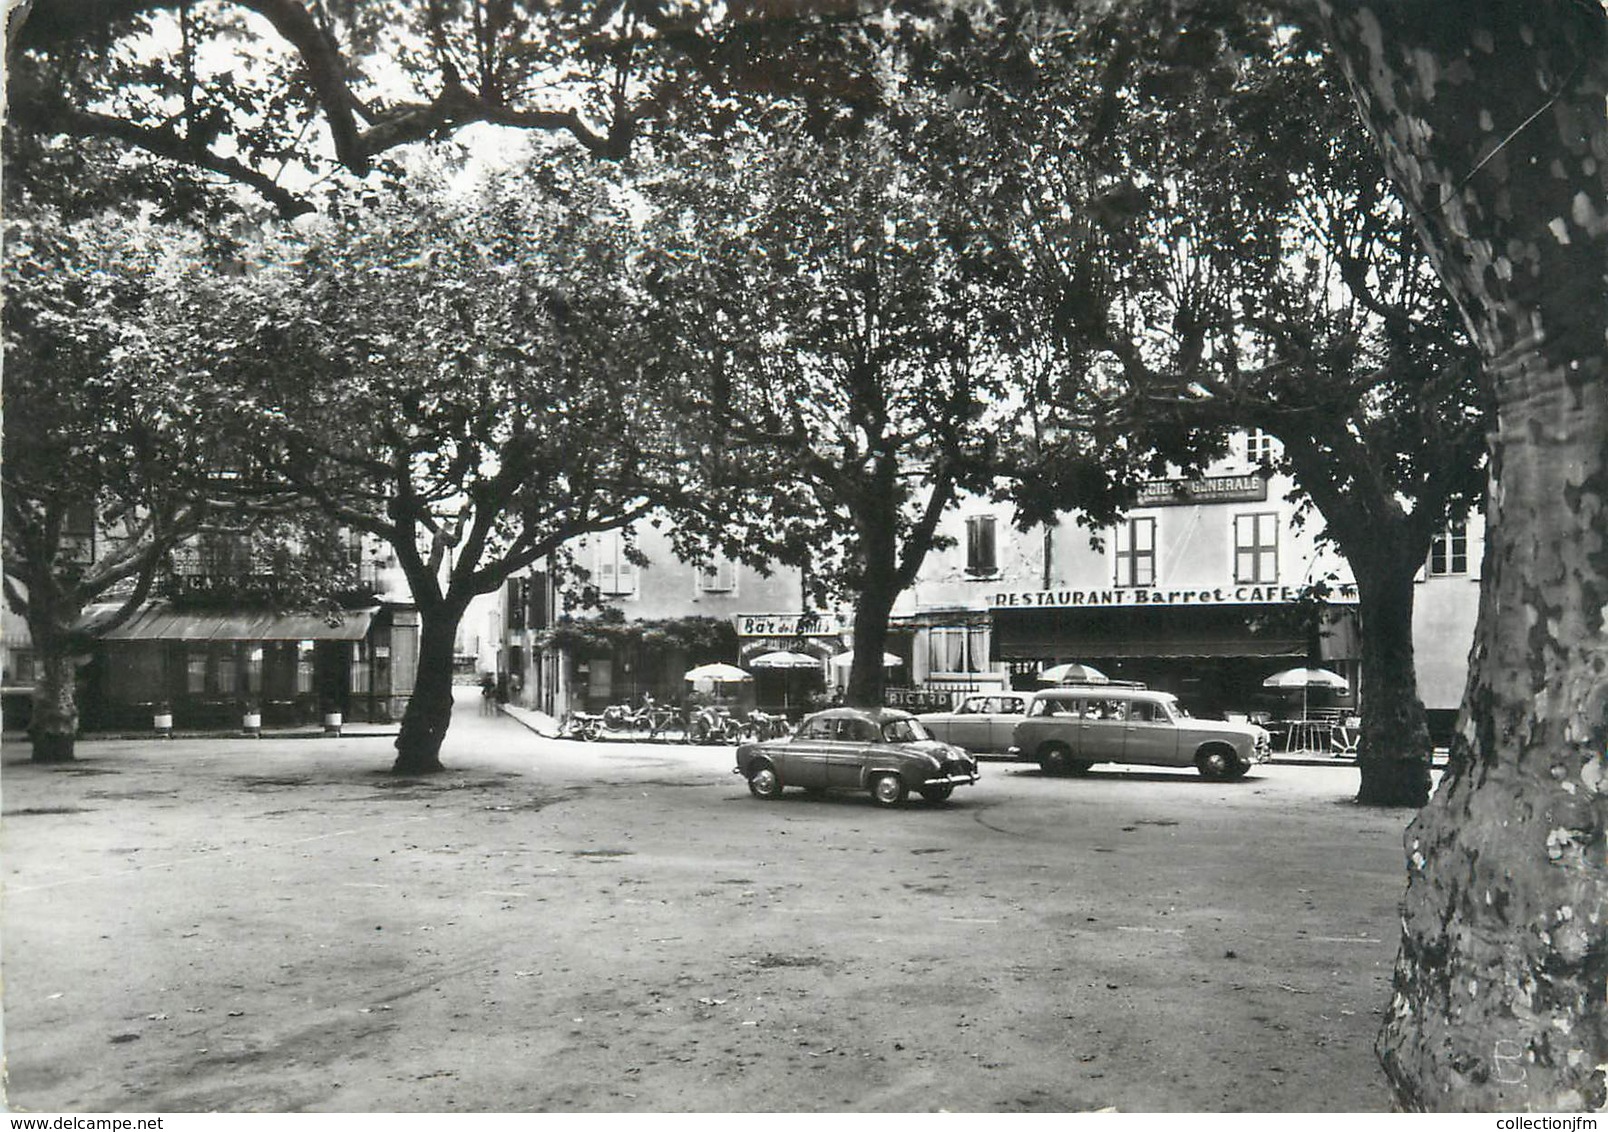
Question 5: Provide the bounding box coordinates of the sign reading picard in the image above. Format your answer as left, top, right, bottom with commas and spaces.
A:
991, 583, 1359, 609
734, 612, 843, 637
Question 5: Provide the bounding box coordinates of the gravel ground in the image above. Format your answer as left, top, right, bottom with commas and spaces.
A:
1, 688, 1419, 1113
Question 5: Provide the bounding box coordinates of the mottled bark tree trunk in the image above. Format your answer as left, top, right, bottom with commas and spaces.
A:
1353, 557, 1434, 808
1317, 0, 1608, 1110
26, 613, 79, 763
392, 597, 469, 774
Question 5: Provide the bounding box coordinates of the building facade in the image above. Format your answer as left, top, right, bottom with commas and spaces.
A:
499, 429, 1483, 734
900, 429, 1482, 737
501, 523, 845, 719
2, 527, 420, 733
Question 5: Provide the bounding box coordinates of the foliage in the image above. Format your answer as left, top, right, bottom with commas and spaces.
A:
908, 3, 1487, 799
160, 156, 702, 766
538, 614, 737, 658
639, 116, 1024, 701
1, 203, 217, 628
5, 0, 891, 217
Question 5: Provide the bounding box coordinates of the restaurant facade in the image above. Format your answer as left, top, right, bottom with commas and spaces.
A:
890, 430, 1480, 739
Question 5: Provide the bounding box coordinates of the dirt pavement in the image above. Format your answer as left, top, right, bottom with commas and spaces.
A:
2, 687, 1420, 1113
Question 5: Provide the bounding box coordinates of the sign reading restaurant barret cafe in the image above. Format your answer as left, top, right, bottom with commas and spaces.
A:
991, 583, 1359, 609
734, 612, 844, 637
1136, 473, 1269, 507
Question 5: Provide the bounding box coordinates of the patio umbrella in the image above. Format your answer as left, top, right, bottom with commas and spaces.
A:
683, 662, 752, 683
748, 651, 823, 669
828, 652, 900, 669
1263, 666, 1349, 721
683, 661, 753, 703
1261, 667, 1349, 690
1036, 662, 1110, 685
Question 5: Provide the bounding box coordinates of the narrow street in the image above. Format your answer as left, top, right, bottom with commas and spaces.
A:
3, 687, 1412, 1112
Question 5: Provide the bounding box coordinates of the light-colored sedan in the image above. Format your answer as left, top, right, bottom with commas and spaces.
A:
917, 692, 1032, 755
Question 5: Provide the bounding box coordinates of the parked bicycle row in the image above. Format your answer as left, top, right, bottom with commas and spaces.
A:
559, 694, 792, 744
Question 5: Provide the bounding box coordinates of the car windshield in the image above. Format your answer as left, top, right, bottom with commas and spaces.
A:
881, 718, 930, 743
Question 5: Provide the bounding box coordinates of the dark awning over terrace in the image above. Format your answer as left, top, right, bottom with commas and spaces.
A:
99, 607, 376, 642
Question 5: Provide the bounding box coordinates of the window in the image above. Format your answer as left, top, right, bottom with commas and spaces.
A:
801, 717, 836, 740
1234, 512, 1280, 584
698, 559, 736, 594
296, 641, 315, 696
928, 625, 988, 675
594, 533, 638, 597
1244, 428, 1277, 466
187, 649, 208, 695
1114, 517, 1156, 588
1429, 519, 1469, 576
965, 515, 998, 576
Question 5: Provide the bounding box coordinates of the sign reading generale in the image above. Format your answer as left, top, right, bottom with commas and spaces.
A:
1136, 474, 1269, 507
991, 583, 1359, 609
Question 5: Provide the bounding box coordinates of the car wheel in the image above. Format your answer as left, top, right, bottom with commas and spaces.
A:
919, 783, 954, 804
870, 773, 908, 807
1196, 746, 1237, 779
1038, 742, 1073, 775
748, 763, 782, 799
1221, 758, 1252, 780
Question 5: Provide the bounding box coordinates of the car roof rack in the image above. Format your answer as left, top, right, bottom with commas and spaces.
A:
1042, 679, 1149, 690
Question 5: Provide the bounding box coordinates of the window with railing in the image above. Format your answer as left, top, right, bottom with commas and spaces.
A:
594, 533, 638, 597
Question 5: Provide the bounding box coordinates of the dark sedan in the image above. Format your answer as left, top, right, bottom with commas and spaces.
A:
733, 706, 980, 806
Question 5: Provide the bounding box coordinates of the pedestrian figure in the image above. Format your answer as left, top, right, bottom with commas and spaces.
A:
480, 674, 497, 716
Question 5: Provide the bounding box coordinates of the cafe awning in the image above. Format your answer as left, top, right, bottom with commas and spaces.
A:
991, 603, 1313, 660
100, 607, 377, 643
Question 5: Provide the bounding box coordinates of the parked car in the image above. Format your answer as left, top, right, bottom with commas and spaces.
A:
1008, 687, 1271, 779
917, 691, 1032, 755
734, 706, 981, 806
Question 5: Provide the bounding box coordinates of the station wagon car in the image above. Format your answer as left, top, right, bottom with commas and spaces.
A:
916, 692, 1032, 755
1009, 687, 1270, 780
734, 707, 980, 806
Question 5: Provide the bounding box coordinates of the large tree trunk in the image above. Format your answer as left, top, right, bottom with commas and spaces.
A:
27, 616, 79, 763
1353, 558, 1433, 808
392, 597, 468, 774
1317, 0, 1608, 1110
844, 574, 898, 708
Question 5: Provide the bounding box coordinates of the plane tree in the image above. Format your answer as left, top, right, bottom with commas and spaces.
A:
1309, 0, 1608, 1111
921, 5, 1488, 806
639, 122, 1023, 705
2, 200, 359, 760
1, 206, 222, 760
166, 162, 691, 772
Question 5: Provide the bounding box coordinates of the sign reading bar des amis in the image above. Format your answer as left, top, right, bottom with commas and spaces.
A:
734, 612, 844, 637
1136, 474, 1269, 507
991, 583, 1359, 609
